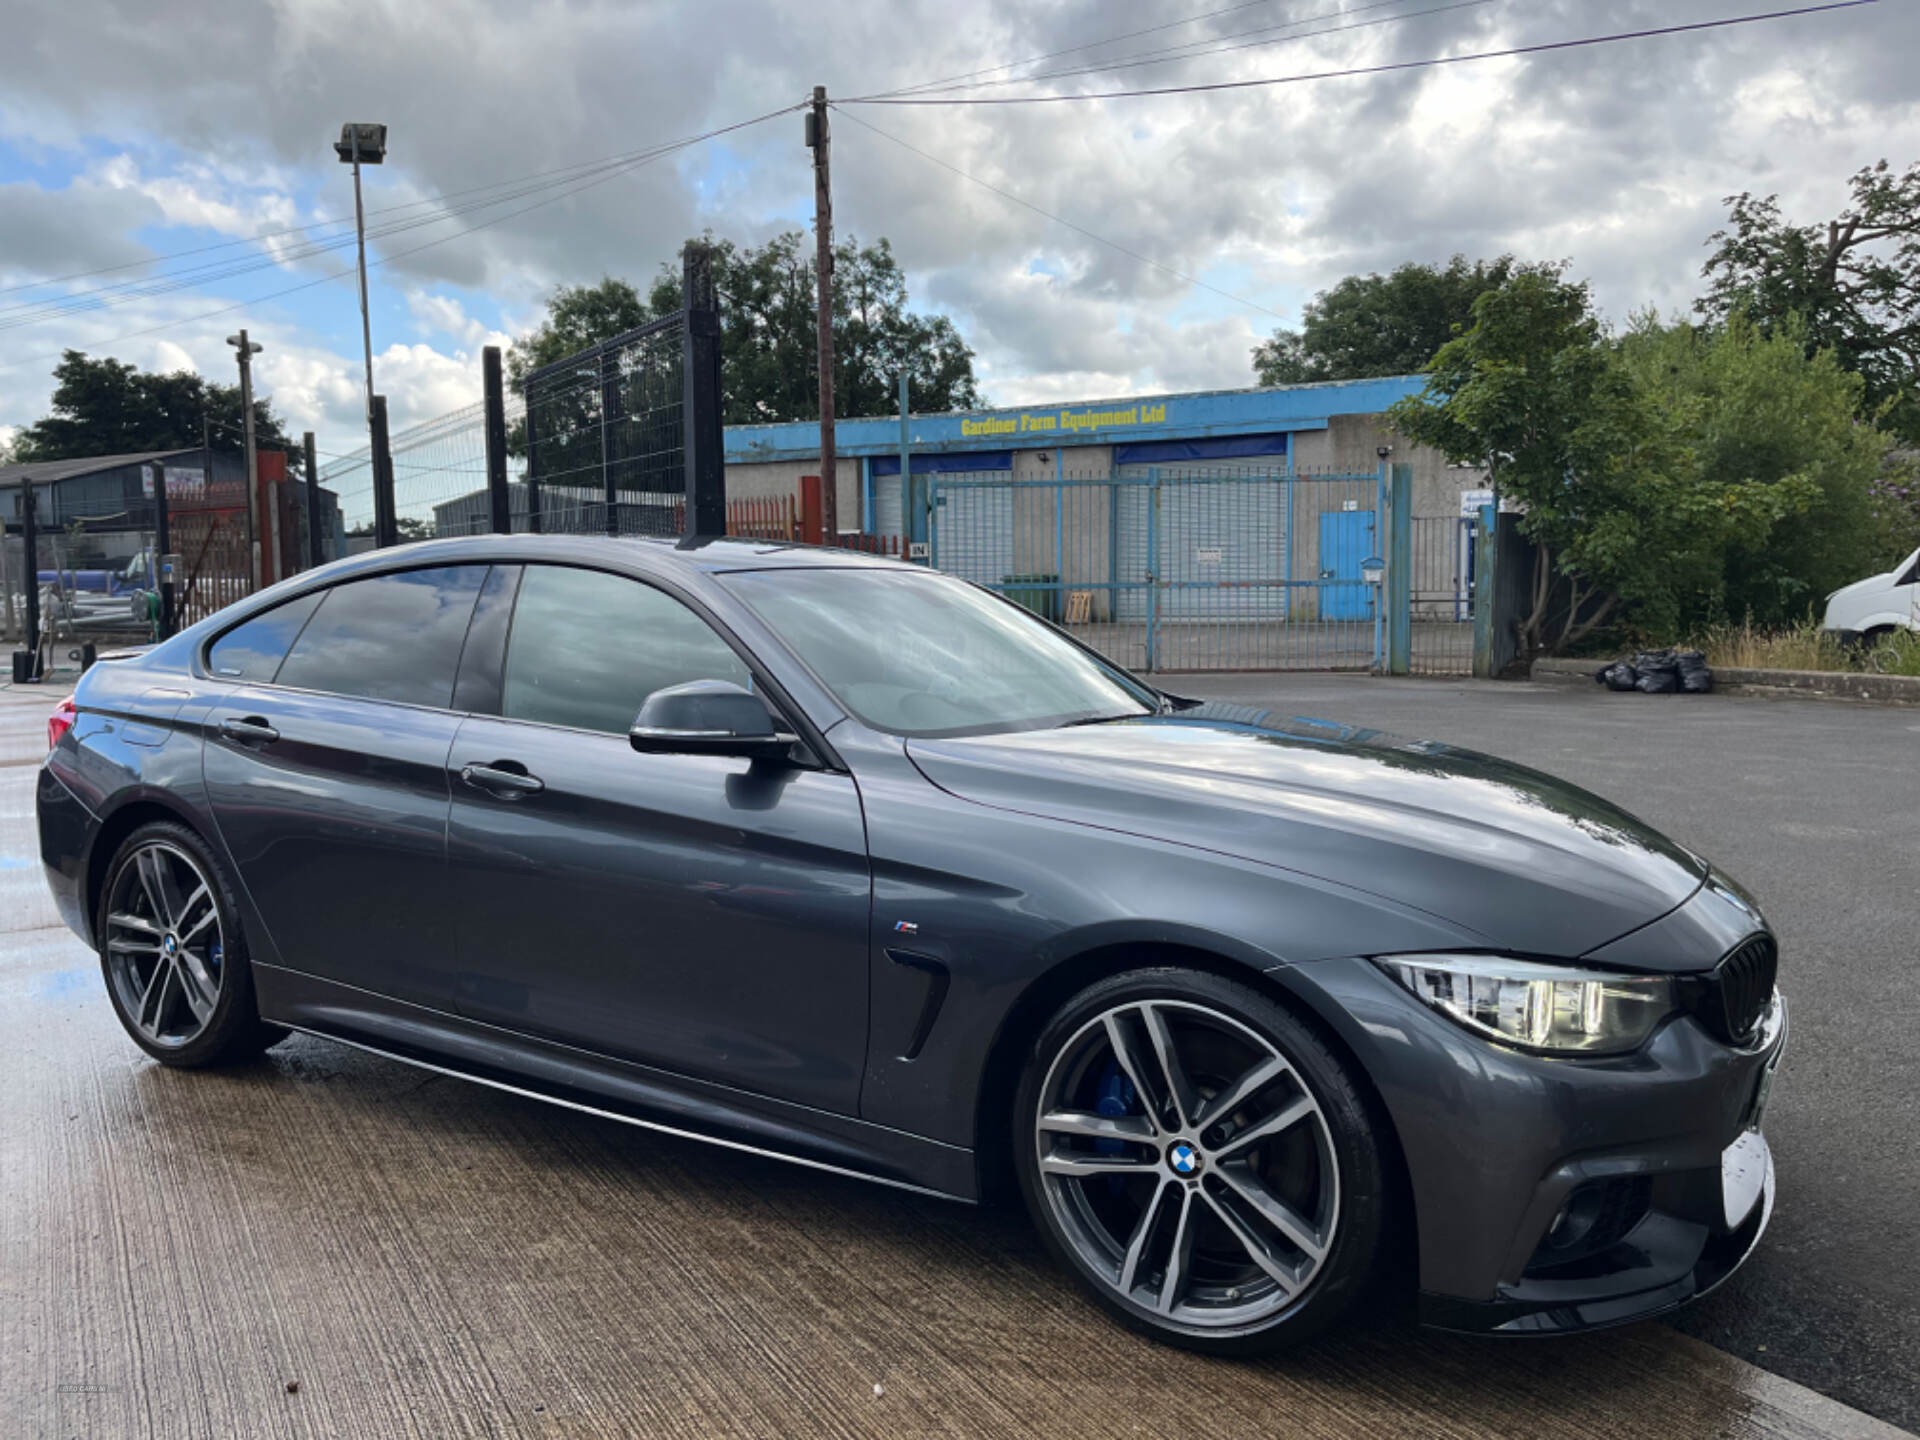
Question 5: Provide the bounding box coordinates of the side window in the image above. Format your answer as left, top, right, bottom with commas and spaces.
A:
206, 590, 325, 680
501, 566, 751, 735
275, 566, 488, 708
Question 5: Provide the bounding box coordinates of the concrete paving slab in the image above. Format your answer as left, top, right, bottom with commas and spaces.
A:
1, 922, 1907, 1440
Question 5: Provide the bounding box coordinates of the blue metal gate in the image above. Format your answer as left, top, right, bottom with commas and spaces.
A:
928, 466, 1387, 672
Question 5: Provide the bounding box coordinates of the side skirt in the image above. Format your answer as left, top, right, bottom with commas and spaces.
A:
256, 963, 978, 1203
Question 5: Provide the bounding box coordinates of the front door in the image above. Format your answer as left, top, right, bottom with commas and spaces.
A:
444, 563, 872, 1115
202, 564, 489, 1007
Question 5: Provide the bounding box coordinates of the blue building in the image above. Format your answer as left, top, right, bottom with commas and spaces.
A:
721, 375, 1473, 540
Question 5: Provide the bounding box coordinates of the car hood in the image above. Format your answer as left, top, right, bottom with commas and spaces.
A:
904, 705, 1707, 959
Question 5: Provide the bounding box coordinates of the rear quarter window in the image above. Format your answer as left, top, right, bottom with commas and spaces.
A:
205, 590, 325, 681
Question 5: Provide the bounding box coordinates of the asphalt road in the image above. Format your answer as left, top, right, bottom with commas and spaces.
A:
1167, 672, 1920, 1431
1, 672, 1914, 1437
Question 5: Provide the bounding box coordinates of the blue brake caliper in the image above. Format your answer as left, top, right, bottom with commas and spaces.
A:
1094, 1060, 1139, 1195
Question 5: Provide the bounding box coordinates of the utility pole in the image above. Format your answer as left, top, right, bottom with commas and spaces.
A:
806, 86, 837, 539
227, 329, 263, 591
303, 431, 324, 570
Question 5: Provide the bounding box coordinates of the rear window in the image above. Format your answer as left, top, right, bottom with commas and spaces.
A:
274, 566, 488, 708
205, 591, 325, 681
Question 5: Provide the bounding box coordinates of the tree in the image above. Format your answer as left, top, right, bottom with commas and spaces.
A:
1700, 160, 1920, 442
1390, 269, 1816, 653
1252, 255, 1544, 387
1619, 314, 1887, 627
14, 350, 290, 462
504, 278, 652, 392
507, 234, 984, 423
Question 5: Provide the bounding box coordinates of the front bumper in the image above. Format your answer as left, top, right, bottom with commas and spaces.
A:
1273, 960, 1788, 1336
1424, 996, 1785, 1336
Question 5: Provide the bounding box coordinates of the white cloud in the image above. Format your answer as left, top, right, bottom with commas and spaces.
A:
0, 0, 1916, 448
152, 340, 197, 375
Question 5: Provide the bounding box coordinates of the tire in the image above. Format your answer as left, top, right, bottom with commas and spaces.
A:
96, 819, 288, 1068
1012, 966, 1386, 1355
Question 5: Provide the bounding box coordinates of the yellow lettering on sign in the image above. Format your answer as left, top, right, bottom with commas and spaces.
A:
961, 404, 1172, 438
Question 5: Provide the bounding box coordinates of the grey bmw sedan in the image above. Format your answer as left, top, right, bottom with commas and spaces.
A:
37, 535, 1785, 1352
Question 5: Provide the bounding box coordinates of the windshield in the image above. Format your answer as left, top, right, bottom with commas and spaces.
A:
719, 567, 1157, 737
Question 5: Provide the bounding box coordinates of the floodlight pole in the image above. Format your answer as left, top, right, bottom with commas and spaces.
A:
350, 137, 375, 429
335, 124, 388, 439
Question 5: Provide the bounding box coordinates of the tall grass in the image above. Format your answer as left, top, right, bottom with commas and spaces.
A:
1694, 619, 1920, 676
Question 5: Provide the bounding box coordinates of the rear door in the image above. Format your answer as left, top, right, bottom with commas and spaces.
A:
443, 562, 873, 1114
202, 564, 489, 1008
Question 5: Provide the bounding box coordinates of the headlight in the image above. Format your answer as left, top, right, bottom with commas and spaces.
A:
1376, 954, 1675, 1055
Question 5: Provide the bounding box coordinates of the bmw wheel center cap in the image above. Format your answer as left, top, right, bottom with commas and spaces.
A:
1168, 1142, 1202, 1177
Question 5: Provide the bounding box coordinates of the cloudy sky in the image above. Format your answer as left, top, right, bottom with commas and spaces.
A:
1, 0, 1915, 464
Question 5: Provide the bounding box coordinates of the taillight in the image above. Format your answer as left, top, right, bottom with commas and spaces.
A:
47, 696, 77, 752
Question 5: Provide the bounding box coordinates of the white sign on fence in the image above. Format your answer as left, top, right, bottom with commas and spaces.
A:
1195, 548, 1223, 565
143, 466, 209, 501
1458, 488, 1522, 518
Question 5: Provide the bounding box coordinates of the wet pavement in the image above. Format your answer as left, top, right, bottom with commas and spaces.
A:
1, 674, 1913, 1439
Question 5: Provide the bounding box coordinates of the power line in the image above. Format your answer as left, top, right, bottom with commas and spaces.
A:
0, 136, 711, 331
843, 1, 1879, 105
0, 104, 801, 376
0, 108, 805, 302
833, 106, 1285, 321
865, 0, 1399, 99
904, 0, 1504, 98
864, 0, 1478, 101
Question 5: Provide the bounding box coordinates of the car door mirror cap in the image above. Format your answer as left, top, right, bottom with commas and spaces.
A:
629, 680, 799, 760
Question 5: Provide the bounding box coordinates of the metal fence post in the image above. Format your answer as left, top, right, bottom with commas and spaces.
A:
1472, 503, 1498, 678
928, 473, 940, 570
20, 478, 39, 679
370, 394, 398, 548
303, 432, 324, 569
1284, 449, 1295, 621
524, 401, 543, 534
1145, 467, 1160, 673
482, 346, 511, 535
150, 460, 174, 640
1388, 463, 1412, 676
599, 344, 618, 536
681, 244, 727, 539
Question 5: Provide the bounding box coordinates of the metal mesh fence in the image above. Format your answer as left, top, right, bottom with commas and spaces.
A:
322, 397, 513, 543
929, 465, 1418, 673
522, 314, 685, 538
320, 313, 688, 546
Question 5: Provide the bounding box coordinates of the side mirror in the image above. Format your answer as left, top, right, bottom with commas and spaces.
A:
629, 680, 798, 761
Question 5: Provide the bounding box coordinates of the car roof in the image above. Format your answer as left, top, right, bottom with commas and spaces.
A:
303, 532, 913, 582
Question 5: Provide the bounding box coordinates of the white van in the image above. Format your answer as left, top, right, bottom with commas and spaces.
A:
1822, 545, 1920, 640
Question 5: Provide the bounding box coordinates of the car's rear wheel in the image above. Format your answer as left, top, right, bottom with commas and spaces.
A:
97, 820, 287, 1067
1013, 967, 1385, 1354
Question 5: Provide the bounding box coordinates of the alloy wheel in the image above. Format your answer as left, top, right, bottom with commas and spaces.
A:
1033, 999, 1340, 1329
104, 840, 227, 1049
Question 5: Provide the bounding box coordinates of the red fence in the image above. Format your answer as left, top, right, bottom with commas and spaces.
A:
676, 482, 905, 557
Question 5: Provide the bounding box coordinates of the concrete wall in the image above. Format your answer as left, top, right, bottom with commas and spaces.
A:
725, 458, 860, 531
1291, 413, 1487, 521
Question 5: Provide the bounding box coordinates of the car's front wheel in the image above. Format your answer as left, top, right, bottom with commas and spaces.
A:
1013, 967, 1385, 1354
97, 820, 287, 1067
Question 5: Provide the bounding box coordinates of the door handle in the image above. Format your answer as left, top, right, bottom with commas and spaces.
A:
219, 716, 280, 745
460, 762, 545, 796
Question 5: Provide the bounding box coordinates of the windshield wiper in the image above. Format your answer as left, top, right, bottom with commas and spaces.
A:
1059, 710, 1152, 729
